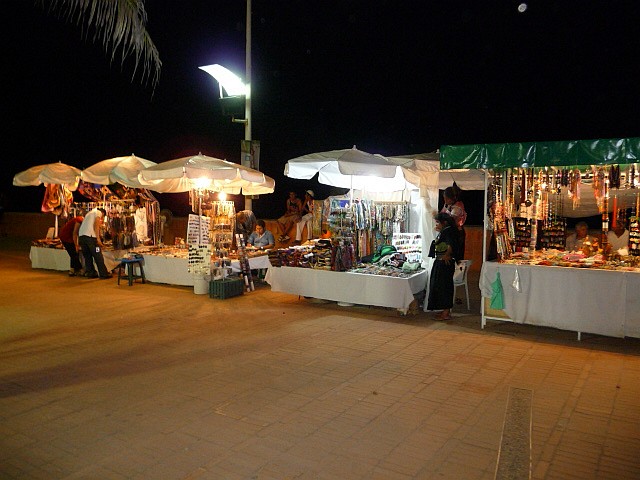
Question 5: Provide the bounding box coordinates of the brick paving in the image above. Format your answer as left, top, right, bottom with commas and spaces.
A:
1, 237, 639, 479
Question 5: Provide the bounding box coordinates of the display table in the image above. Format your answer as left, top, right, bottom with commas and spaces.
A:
141, 254, 271, 286
265, 266, 427, 313
480, 262, 640, 339
30, 246, 124, 272
29, 246, 271, 287
138, 253, 193, 285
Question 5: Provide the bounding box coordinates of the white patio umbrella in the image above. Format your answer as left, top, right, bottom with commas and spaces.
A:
13, 161, 81, 236
81, 154, 157, 187
13, 161, 81, 190
138, 153, 275, 195
284, 146, 412, 192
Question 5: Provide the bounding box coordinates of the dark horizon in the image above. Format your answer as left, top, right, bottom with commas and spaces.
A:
3, 1, 639, 220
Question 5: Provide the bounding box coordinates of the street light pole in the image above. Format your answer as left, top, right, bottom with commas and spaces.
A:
199, 0, 253, 210
244, 0, 252, 211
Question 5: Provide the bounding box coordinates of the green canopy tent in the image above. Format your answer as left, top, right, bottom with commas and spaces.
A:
440, 135, 640, 261
441, 136, 640, 219
440, 137, 640, 170
441, 138, 640, 337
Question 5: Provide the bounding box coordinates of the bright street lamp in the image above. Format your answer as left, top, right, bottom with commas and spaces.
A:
198, 64, 246, 97
199, 63, 250, 128
199, 0, 253, 210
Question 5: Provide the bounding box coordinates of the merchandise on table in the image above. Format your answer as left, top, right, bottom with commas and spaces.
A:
487, 166, 640, 266
32, 238, 62, 248
267, 238, 423, 279
498, 249, 640, 271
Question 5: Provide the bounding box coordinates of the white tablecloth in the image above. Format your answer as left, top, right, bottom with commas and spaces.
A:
30, 246, 124, 272
141, 253, 271, 286
29, 246, 271, 287
480, 261, 640, 338
265, 266, 427, 312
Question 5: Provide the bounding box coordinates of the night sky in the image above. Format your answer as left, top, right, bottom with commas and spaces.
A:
3, 1, 640, 220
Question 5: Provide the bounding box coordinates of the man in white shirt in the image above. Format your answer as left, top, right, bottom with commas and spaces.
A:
607, 222, 630, 253
78, 207, 112, 279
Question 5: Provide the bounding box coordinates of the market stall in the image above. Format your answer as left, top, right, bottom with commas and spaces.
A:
16, 155, 165, 277
138, 153, 275, 292
26, 191, 161, 273
441, 137, 640, 338
264, 148, 434, 310
286, 147, 431, 258
81, 155, 162, 245
275, 147, 488, 312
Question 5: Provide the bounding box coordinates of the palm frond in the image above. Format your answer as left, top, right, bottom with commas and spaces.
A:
37, 0, 161, 91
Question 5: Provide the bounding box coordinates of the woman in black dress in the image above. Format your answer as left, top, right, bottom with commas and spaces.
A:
427, 212, 460, 320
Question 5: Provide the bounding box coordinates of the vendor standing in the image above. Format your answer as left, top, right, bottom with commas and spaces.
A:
78, 207, 111, 279
59, 212, 84, 276
441, 185, 467, 260
234, 210, 257, 244
426, 212, 459, 321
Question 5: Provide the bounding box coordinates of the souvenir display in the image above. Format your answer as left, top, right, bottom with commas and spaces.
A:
206, 200, 235, 279
487, 165, 640, 269
187, 214, 211, 275
235, 233, 254, 291
29, 194, 160, 259
41, 184, 74, 217
512, 217, 532, 252
630, 194, 640, 256
392, 233, 423, 262
537, 217, 566, 250
326, 197, 410, 260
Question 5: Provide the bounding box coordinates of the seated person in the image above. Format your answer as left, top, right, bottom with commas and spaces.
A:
607, 221, 630, 253
276, 191, 302, 242
247, 219, 275, 250
565, 221, 598, 252
293, 189, 315, 244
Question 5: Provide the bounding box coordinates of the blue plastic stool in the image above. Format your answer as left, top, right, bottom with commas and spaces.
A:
117, 258, 146, 286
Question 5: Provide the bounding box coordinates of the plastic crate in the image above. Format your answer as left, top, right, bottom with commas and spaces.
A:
209, 277, 244, 299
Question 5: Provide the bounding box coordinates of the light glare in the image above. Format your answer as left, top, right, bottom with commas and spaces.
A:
193, 177, 212, 189
199, 64, 246, 96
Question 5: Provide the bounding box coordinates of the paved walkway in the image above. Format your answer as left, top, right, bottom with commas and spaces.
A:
1, 238, 639, 479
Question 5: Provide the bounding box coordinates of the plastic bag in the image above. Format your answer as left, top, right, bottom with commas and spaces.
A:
490, 272, 504, 310
512, 268, 521, 292
402, 261, 421, 273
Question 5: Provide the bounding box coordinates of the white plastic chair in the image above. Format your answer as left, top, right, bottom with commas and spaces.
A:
453, 259, 473, 310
